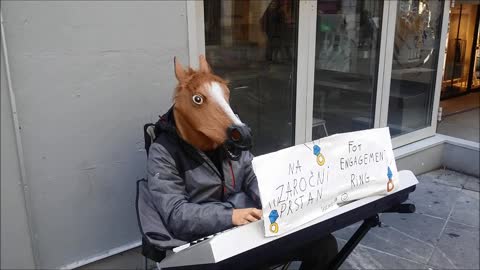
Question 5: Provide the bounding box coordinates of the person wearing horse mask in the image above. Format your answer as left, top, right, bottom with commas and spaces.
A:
145, 55, 337, 269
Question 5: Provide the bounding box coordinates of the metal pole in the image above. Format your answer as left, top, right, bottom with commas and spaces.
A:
466, 5, 480, 92
450, 4, 463, 90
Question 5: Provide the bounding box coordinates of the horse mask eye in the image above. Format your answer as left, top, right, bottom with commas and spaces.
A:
192, 94, 204, 105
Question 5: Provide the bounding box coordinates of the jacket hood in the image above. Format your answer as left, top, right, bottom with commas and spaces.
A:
154, 106, 177, 138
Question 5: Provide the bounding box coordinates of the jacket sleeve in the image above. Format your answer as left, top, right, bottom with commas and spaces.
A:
226, 191, 259, 209
241, 151, 262, 208
147, 143, 234, 241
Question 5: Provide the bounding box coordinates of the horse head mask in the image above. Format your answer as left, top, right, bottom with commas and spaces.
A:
173, 55, 252, 160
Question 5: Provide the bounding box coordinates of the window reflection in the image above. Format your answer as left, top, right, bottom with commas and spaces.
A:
204, 0, 298, 155
312, 0, 383, 139
388, 0, 444, 136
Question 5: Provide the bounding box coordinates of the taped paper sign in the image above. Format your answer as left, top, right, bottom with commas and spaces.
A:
252, 127, 398, 237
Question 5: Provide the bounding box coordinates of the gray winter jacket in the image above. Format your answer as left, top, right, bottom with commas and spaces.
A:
137, 108, 261, 251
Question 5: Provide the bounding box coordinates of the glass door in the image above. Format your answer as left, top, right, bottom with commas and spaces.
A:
311, 0, 385, 139
383, 0, 447, 142
441, 3, 480, 98
203, 0, 299, 155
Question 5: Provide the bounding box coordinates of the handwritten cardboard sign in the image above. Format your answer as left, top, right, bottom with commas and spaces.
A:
252, 127, 398, 237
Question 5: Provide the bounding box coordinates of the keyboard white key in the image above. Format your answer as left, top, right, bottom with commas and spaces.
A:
172, 231, 223, 253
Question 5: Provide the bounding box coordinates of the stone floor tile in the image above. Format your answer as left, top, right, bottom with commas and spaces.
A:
332, 213, 444, 264
462, 176, 480, 192
338, 241, 427, 270
428, 221, 480, 270
333, 222, 361, 249
409, 175, 463, 219
450, 189, 480, 228
437, 108, 480, 142
419, 169, 467, 189
357, 223, 435, 264
79, 247, 145, 270
379, 212, 446, 246
287, 261, 301, 270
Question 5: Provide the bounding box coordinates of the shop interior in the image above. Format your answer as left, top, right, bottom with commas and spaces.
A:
441, 1, 480, 116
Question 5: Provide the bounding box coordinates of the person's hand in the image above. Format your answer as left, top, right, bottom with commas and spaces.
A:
232, 208, 263, 226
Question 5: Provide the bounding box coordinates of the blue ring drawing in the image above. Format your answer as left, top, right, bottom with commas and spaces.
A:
269, 210, 279, 233
313, 145, 325, 166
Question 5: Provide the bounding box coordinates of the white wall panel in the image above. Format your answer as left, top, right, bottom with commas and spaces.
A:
1, 1, 189, 268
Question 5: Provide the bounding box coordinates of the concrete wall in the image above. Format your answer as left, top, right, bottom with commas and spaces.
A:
1, 1, 189, 268
394, 134, 480, 178
444, 140, 480, 177
396, 144, 445, 176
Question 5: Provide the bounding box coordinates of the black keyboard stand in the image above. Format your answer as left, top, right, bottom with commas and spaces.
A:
328, 203, 416, 270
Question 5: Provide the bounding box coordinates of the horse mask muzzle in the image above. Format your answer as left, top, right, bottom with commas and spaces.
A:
224, 124, 252, 161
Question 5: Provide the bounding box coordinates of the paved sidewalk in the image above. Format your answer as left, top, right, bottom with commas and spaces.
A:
332, 169, 479, 270
437, 108, 480, 142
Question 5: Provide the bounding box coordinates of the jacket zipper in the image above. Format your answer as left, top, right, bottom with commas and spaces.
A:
196, 151, 226, 201
228, 160, 236, 190
180, 141, 228, 201
171, 118, 228, 201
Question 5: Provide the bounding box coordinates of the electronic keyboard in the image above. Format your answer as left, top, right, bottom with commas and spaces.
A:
158, 170, 418, 270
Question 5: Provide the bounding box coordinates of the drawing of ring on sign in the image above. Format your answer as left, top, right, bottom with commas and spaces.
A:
269, 222, 279, 233
387, 166, 394, 192
387, 179, 394, 192
313, 145, 326, 166
316, 154, 325, 166
268, 210, 279, 233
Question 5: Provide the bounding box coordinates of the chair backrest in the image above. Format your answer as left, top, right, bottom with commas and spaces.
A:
137, 122, 166, 263
136, 179, 167, 263
143, 123, 156, 156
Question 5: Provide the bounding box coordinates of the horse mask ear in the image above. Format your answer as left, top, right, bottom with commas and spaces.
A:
199, 55, 211, 73
174, 57, 186, 82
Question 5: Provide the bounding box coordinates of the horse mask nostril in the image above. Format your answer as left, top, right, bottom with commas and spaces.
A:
228, 125, 251, 145
225, 124, 252, 160
230, 128, 242, 142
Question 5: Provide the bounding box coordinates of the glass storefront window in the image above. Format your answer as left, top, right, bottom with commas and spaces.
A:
201, 0, 447, 150
311, 0, 384, 139
442, 3, 480, 97
204, 0, 299, 155
387, 0, 444, 136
